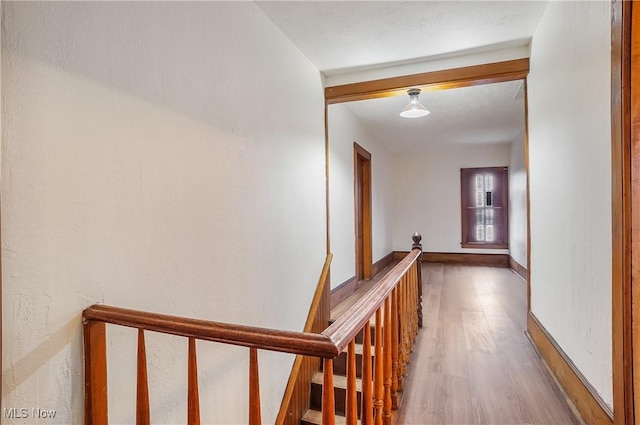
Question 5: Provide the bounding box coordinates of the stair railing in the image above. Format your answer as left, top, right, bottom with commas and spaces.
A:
83, 234, 423, 425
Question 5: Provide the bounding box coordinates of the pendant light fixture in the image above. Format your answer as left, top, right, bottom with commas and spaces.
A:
399, 88, 430, 118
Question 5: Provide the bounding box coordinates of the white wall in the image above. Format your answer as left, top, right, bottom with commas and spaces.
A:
392, 144, 510, 253
509, 132, 527, 268
2, 2, 326, 423
528, 0, 612, 408
328, 104, 394, 288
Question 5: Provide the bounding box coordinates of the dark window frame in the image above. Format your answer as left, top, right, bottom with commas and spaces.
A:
460, 166, 509, 249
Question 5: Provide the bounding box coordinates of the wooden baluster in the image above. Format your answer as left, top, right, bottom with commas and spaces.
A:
373, 308, 384, 425
188, 338, 201, 425
396, 278, 405, 392
391, 288, 399, 409
361, 322, 374, 425
407, 274, 416, 346
84, 320, 108, 425
412, 232, 423, 328
412, 264, 419, 340
249, 348, 262, 425
409, 270, 417, 347
322, 359, 336, 425
137, 329, 150, 425
405, 275, 412, 359
399, 275, 408, 382
383, 297, 392, 425
346, 340, 358, 425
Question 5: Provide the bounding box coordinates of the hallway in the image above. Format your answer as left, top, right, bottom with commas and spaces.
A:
396, 264, 581, 425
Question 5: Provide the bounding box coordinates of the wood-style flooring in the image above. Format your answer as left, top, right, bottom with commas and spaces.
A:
395, 263, 582, 425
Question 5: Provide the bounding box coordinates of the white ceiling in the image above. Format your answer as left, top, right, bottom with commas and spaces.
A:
341, 80, 525, 153
257, 1, 546, 151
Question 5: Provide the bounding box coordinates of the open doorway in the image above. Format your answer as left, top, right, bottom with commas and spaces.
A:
325, 59, 529, 299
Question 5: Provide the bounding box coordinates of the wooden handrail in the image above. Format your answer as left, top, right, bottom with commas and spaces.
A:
84, 234, 424, 425
84, 304, 339, 358
83, 248, 419, 360
321, 249, 420, 353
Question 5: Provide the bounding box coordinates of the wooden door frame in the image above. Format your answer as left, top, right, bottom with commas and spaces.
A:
612, 1, 634, 423
324, 58, 529, 274
354, 143, 372, 281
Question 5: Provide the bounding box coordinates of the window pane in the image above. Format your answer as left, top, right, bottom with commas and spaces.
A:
476, 224, 485, 241
476, 209, 485, 224
486, 208, 494, 225
475, 190, 484, 207
486, 224, 494, 242
475, 174, 484, 191
484, 174, 493, 191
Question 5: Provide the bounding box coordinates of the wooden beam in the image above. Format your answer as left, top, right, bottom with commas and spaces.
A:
325, 58, 530, 104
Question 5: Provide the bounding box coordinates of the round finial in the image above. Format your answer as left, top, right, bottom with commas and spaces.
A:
412, 232, 422, 244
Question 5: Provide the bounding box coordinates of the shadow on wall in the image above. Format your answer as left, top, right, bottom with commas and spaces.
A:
2, 315, 83, 421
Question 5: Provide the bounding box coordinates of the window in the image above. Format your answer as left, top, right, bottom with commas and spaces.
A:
460, 167, 509, 249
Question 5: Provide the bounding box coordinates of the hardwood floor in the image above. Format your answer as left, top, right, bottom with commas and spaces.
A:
396, 263, 581, 425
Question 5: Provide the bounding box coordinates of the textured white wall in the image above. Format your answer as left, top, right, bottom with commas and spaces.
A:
528, 0, 612, 408
2, 2, 326, 423
392, 144, 510, 253
328, 104, 394, 289
509, 133, 527, 268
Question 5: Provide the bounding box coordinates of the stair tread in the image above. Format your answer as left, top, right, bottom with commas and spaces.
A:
301, 409, 361, 425
312, 371, 363, 391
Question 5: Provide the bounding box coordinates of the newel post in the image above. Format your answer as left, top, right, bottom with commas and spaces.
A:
412, 233, 423, 328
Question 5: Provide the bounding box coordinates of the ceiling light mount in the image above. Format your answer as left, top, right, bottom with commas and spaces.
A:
400, 88, 430, 118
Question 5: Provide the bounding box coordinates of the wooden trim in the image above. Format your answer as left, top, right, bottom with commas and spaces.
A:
354, 143, 372, 280
393, 251, 509, 267
325, 102, 331, 261
276, 254, 332, 425
460, 242, 509, 249
526, 312, 613, 424
509, 256, 528, 282
524, 78, 532, 313
392, 251, 407, 261
371, 252, 395, 277
354, 142, 371, 161
325, 58, 530, 104
330, 276, 357, 307
460, 166, 509, 249
612, 1, 635, 424
424, 252, 509, 267
631, 2, 640, 423
330, 252, 395, 307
